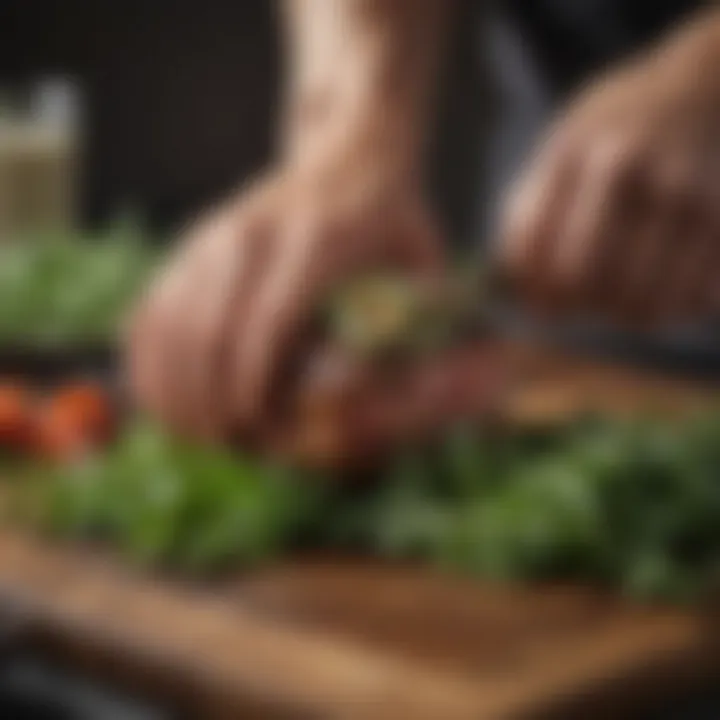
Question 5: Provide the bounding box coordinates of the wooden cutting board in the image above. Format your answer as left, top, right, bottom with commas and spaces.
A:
0, 345, 717, 719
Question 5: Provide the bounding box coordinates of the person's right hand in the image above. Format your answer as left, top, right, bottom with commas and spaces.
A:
127, 159, 444, 445
497, 17, 720, 327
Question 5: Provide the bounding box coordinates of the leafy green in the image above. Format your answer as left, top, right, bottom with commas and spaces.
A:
0, 218, 159, 346
27, 421, 322, 572
327, 415, 720, 601
5, 411, 720, 602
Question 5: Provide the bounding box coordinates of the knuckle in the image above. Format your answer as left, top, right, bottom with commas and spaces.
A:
501, 178, 542, 234
498, 184, 544, 269
583, 133, 639, 183
651, 160, 698, 202
316, 210, 346, 243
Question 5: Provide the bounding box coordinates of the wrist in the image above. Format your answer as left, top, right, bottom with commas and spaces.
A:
278, 0, 452, 181
281, 84, 426, 184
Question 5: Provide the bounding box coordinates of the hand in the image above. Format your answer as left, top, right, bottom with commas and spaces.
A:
127, 0, 451, 448
498, 22, 720, 327
127, 161, 444, 443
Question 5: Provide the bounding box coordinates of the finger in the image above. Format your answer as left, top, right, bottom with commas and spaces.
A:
647, 144, 716, 324
147, 233, 220, 435
225, 218, 307, 438
161, 215, 236, 437
231, 203, 444, 434
125, 239, 201, 428
657, 217, 715, 325
171, 209, 269, 440
549, 135, 640, 317
389, 202, 446, 278
709, 274, 720, 319
233, 204, 396, 431
683, 168, 720, 323
497, 135, 579, 312
214, 214, 276, 440
231, 214, 341, 430
633, 152, 704, 326
125, 302, 165, 419
692, 229, 720, 321
125, 271, 159, 411
617, 212, 673, 327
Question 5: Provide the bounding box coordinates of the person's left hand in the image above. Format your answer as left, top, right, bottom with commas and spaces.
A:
498, 22, 720, 327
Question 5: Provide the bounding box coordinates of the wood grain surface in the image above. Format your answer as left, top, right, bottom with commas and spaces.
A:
0, 345, 716, 719
0, 532, 716, 719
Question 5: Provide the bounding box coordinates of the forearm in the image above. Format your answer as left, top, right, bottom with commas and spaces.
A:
280, 0, 455, 179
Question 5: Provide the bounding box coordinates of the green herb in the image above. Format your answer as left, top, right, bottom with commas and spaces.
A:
4, 410, 720, 602
0, 218, 159, 346
326, 271, 487, 359
328, 414, 720, 601
24, 421, 322, 572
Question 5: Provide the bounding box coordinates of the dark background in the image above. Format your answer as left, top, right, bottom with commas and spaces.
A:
0, 0, 491, 245
0, 0, 706, 238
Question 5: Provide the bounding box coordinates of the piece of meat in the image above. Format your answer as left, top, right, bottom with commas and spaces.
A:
270, 340, 510, 469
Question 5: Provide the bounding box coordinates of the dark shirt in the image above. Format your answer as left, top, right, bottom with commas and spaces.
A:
507, 0, 708, 98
